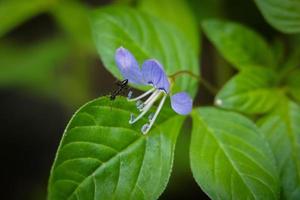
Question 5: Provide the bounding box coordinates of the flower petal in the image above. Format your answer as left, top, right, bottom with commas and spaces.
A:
141, 59, 170, 93
115, 47, 144, 84
170, 92, 193, 115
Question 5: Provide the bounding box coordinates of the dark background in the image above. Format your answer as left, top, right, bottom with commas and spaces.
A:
0, 0, 280, 199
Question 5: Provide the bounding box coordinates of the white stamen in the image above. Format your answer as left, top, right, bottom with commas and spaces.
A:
127, 87, 155, 102
141, 124, 150, 135
140, 90, 160, 111
129, 91, 162, 124
148, 113, 154, 121
129, 113, 135, 122
142, 94, 167, 134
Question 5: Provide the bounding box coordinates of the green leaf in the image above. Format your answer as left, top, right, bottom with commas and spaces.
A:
282, 36, 300, 71
113, 0, 135, 4
215, 67, 281, 114
202, 19, 274, 70
48, 97, 184, 200
0, 0, 55, 37
254, 0, 300, 33
289, 88, 300, 103
137, 0, 199, 53
187, 0, 224, 22
259, 100, 300, 199
90, 6, 199, 97
286, 69, 300, 102
190, 107, 279, 200
271, 38, 285, 67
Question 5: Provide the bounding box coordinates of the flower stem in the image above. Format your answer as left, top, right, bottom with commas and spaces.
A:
169, 70, 218, 95
169, 70, 199, 80
201, 78, 218, 95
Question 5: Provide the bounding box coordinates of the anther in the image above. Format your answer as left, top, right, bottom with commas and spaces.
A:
136, 100, 143, 107
129, 113, 136, 123
127, 90, 133, 99
129, 91, 162, 124
142, 94, 167, 134
141, 123, 150, 134
148, 113, 154, 121
137, 103, 144, 111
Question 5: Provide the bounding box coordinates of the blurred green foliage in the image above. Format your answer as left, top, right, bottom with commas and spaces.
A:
202, 19, 275, 69
0, 0, 56, 37
254, 0, 300, 33
0, 0, 95, 108
138, 0, 199, 53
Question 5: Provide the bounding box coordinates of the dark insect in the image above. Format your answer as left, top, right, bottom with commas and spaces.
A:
109, 79, 129, 100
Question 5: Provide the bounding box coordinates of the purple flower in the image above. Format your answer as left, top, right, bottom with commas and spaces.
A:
115, 47, 193, 134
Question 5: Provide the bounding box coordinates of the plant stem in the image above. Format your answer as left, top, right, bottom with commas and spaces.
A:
201, 78, 218, 95
169, 70, 218, 95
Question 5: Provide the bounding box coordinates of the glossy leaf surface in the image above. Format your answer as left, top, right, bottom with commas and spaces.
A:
190, 107, 279, 200
215, 67, 281, 114
48, 97, 184, 200
202, 20, 274, 69
259, 100, 300, 199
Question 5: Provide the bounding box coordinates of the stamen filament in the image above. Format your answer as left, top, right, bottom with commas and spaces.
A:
127, 87, 155, 102
129, 91, 162, 124
142, 94, 167, 134
140, 89, 160, 111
